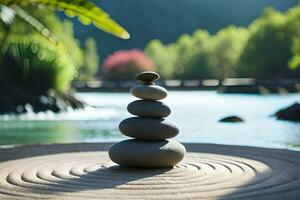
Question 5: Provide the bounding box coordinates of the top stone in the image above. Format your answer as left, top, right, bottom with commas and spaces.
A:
136, 71, 160, 83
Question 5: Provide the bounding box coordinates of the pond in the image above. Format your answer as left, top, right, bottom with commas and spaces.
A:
0, 91, 300, 150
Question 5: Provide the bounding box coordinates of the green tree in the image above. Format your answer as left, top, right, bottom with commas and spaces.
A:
145, 4, 300, 80
237, 7, 296, 78
286, 6, 300, 70
80, 37, 100, 82
174, 34, 195, 77
176, 27, 249, 80
145, 27, 249, 80
290, 38, 300, 69
178, 29, 212, 79
145, 39, 178, 79
208, 26, 249, 79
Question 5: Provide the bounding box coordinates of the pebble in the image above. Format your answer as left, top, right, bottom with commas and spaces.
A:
219, 116, 244, 123
119, 117, 179, 140
131, 85, 167, 100
109, 139, 186, 168
136, 71, 160, 83
127, 100, 171, 118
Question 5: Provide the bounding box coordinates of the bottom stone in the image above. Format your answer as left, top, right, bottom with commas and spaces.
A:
109, 139, 186, 168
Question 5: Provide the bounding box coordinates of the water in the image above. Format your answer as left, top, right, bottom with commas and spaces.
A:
0, 91, 300, 150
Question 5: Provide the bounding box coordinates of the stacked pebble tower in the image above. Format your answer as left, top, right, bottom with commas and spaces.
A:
109, 71, 186, 168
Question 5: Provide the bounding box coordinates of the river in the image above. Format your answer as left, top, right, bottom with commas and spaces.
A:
0, 91, 300, 150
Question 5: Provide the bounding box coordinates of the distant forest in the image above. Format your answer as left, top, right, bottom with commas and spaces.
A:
61, 0, 298, 60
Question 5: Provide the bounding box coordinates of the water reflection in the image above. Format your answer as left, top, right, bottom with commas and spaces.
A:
0, 120, 124, 145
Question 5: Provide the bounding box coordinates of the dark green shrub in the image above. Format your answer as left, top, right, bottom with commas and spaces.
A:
1, 35, 76, 93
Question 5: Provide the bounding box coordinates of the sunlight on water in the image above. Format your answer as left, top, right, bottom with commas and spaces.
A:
0, 106, 119, 121
0, 91, 300, 151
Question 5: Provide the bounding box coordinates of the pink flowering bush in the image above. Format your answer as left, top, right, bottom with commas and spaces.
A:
102, 49, 155, 81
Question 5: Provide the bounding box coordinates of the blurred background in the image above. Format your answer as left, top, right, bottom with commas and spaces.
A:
0, 0, 300, 150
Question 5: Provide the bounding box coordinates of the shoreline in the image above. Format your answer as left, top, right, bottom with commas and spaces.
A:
75, 78, 300, 94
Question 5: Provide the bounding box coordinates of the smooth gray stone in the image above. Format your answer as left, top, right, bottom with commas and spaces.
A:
136, 71, 160, 83
131, 84, 167, 100
219, 115, 244, 123
275, 103, 300, 122
109, 139, 186, 168
119, 117, 179, 140
127, 100, 171, 118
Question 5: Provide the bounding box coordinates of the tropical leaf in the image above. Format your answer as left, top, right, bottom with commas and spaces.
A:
0, 0, 130, 39
11, 5, 58, 44
0, 5, 15, 27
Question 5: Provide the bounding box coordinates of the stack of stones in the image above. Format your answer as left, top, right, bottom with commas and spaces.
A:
109, 71, 186, 168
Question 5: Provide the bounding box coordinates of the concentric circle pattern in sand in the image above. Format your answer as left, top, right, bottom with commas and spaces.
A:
0, 145, 300, 199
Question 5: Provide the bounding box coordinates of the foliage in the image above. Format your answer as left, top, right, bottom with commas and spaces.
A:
175, 31, 208, 79
144, 40, 178, 79
79, 37, 100, 82
174, 33, 207, 79
145, 27, 249, 79
10, 7, 83, 66
0, 0, 130, 94
182, 27, 249, 79
0, 0, 129, 39
0, 0, 130, 113
287, 6, 300, 70
0, 35, 76, 93
145, 5, 300, 80
290, 38, 300, 69
209, 26, 249, 79
102, 49, 155, 81
72, 0, 295, 59
0, 8, 83, 92
237, 8, 293, 78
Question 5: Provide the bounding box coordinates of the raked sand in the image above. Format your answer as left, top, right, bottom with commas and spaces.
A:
0, 143, 299, 199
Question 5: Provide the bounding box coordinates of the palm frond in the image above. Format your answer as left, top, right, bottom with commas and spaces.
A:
1, 0, 130, 39
0, 5, 14, 27
11, 5, 58, 44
